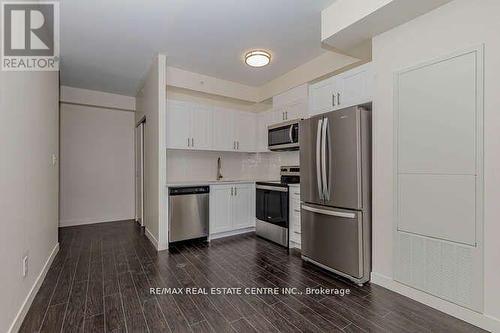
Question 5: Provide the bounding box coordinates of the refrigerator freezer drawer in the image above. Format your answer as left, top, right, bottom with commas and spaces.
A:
301, 204, 363, 279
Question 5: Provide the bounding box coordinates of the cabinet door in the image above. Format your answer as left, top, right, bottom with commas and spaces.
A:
213, 108, 235, 151
284, 99, 307, 120
191, 105, 213, 150
309, 78, 335, 116
209, 185, 233, 234
234, 111, 256, 152
232, 184, 255, 229
166, 100, 191, 149
337, 63, 372, 109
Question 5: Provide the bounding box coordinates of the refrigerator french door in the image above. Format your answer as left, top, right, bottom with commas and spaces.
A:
300, 106, 371, 285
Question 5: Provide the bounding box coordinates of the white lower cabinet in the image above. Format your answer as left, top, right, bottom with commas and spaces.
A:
209, 183, 256, 238
288, 185, 301, 249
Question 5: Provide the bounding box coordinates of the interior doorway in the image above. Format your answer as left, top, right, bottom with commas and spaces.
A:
135, 120, 145, 227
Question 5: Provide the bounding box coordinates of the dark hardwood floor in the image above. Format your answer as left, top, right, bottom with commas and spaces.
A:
19, 220, 487, 333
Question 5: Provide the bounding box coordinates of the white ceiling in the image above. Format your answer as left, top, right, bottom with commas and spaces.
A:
60, 0, 337, 96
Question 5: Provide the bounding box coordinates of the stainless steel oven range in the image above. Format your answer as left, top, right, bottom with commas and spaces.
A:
255, 166, 299, 247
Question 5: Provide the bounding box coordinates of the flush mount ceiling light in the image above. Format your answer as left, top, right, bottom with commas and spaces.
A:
245, 50, 271, 67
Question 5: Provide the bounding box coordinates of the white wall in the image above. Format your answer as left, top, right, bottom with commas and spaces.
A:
59, 101, 135, 226
372, 0, 500, 329
60, 86, 135, 111
0, 69, 59, 332
167, 150, 299, 183
167, 52, 358, 103
135, 54, 168, 250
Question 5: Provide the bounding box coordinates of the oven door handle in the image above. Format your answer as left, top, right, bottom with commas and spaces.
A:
256, 185, 288, 192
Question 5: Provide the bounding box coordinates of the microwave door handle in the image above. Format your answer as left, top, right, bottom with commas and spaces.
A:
289, 125, 294, 143
316, 118, 323, 200
321, 117, 329, 200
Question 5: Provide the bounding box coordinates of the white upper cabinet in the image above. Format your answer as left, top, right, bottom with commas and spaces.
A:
166, 100, 213, 150
191, 105, 214, 150
309, 77, 335, 117
336, 62, 373, 109
272, 83, 308, 123
309, 62, 373, 116
167, 100, 256, 152
234, 111, 256, 152
166, 100, 192, 149
213, 108, 235, 151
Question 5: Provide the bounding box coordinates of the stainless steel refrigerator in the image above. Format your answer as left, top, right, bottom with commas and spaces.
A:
300, 105, 371, 285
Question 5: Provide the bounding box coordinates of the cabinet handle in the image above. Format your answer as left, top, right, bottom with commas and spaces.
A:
187, 138, 190, 147
237, 141, 239, 150
191, 137, 194, 147
294, 192, 300, 195
234, 187, 237, 196
337, 92, 341, 105
332, 94, 335, 107
231, 187, 233, 196
294, 209, 300, 213
233, 141, 236, 150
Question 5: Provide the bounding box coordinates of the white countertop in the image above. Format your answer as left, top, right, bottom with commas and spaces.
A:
166, 179, 280, 187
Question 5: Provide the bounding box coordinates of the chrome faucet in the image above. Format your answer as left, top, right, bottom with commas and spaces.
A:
217, 157, 223, 181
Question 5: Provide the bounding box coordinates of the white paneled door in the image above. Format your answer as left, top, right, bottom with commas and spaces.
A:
394, 46, 484, 311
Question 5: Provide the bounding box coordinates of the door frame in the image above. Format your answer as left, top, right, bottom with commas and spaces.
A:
135, 119, 145, 227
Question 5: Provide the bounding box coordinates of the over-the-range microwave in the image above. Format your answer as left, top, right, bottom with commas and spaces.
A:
268, 119, 300, 151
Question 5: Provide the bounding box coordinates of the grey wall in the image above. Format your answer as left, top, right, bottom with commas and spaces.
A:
59, 103, 135, 226
0, 70, 59, 332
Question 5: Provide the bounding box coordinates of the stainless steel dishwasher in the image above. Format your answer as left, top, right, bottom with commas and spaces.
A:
168, 186, 209, 243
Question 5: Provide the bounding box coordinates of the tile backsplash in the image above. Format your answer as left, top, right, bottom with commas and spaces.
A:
166, 150, 299, 182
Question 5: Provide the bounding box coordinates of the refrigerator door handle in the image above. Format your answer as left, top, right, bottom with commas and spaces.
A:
302, 204, 356, 219
316, 118, 324, 200
321, 117, 329, 200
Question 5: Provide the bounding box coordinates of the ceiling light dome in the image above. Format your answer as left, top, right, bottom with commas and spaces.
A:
245, 50, 271, 67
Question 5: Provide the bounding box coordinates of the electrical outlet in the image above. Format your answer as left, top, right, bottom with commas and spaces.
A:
22, 255, 28, 277
51, 154, 57, 166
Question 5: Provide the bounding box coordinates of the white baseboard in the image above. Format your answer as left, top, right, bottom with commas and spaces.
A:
59, 216, 135, 227
8, 243, 60, 333
209, 227, 255, 241
145, 228, 168, 251
371, 272, 500, 332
